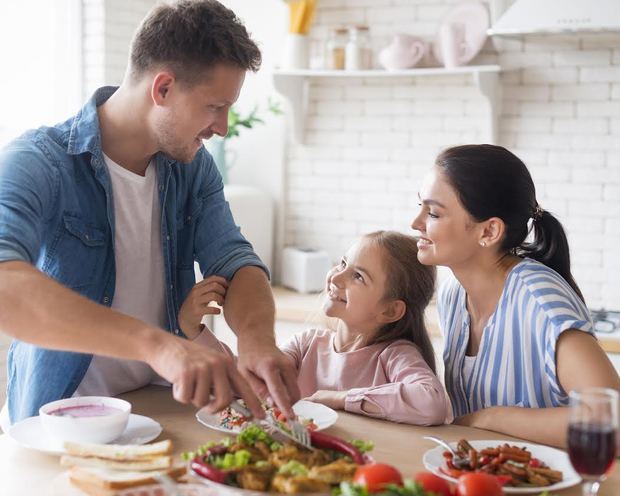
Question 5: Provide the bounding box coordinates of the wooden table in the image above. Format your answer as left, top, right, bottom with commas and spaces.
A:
0, 385, 617, 495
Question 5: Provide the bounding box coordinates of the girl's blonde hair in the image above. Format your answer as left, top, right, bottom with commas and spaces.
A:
363, 231, 437, 373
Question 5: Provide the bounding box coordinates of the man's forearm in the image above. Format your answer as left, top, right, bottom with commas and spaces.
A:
0, 260, 166, 362
223, 266, 275, 350
462, 406, 569, 448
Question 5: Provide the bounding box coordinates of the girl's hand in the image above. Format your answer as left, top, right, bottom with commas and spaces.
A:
304, 390, 347, 410
178, 276, 228, 339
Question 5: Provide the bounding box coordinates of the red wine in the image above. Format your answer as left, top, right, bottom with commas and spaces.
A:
568, 423, 616, 476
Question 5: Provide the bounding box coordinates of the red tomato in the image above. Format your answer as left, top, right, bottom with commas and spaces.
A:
353, 463, 403, 492
413, 472, 452, 496
456, 473, 503, 496
529, 457, 542, 468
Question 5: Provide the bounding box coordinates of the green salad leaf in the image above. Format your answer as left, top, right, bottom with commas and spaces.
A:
213, 449, 252, 470
278, 460, 309, 476
333, 480, 437, 496
350, 439, 375, 454
236, 425, 274, 447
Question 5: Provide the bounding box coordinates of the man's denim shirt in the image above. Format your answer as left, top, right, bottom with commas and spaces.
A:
0, 87, 268, 424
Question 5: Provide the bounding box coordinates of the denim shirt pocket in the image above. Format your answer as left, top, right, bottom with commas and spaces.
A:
63, 215, 106, 247
44, 213, 108, 290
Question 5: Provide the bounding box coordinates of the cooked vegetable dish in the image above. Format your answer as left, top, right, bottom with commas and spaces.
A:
441, 439, 563, 487
188, 425, 369, 493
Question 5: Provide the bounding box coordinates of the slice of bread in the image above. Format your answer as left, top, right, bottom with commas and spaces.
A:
68, 464, 186, 491
63, 439, 172, 460
61, 454, 172, 471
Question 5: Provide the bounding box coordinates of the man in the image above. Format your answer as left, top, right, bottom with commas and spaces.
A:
0, 0, 299, 428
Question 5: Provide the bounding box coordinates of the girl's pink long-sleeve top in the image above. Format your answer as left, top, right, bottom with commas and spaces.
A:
280, 328, 448, 426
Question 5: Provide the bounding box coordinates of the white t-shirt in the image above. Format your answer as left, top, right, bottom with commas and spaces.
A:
74, 154, 168, 396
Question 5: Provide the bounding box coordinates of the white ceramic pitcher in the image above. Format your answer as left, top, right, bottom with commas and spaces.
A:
378, 34, 427, 70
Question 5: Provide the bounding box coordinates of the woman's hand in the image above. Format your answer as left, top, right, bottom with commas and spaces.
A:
304, 390, 347, 410
178, 276, 228, 339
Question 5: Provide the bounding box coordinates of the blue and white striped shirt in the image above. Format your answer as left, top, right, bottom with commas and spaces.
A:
439, 258, 593, 418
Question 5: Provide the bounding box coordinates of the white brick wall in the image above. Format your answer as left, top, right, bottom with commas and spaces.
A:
283, 0, 620, 310
82, 0, 156, 98
82, 0, 620, 309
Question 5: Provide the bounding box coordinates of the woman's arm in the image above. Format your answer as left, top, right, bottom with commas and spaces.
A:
455, 330, 620, 447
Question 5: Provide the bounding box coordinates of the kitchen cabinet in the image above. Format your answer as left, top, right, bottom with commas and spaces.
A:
273, 65, 501, 144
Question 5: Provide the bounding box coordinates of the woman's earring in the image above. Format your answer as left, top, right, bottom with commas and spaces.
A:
480, 241, 486, 247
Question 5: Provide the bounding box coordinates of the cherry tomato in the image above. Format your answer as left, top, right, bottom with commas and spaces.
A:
353, 463, 403, 492
456, 473, 503, 496
276, 412, 288, 422
413, 471, 452, 496
529, 457, 542, 468
495, 475, 513, 486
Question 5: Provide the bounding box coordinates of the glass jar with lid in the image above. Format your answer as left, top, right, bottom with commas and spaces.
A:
345, 25, 372, 70
325, 27, 347, 70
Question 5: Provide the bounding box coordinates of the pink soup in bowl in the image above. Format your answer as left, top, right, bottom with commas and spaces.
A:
39, 396, 131, 444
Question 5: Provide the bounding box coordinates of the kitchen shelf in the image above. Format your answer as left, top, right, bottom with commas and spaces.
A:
273, 65, 501, 144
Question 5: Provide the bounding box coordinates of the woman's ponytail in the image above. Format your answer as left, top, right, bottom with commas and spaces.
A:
518, 209, 584, 302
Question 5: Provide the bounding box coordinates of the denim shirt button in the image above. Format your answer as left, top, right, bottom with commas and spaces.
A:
166, 235, 170, 241
174, 329, 180, 335
103, 296, 110, 304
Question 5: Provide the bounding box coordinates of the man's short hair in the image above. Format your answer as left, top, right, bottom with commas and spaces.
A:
129, 0, 261, 84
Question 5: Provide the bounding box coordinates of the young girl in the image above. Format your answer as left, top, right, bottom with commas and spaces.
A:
280, 230, 448, 426
412, 144, 620, 446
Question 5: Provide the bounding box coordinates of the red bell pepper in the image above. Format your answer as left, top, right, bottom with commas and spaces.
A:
189, 444, 230, 484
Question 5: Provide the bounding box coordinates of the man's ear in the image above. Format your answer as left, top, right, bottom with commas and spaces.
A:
478, 217, 505, 248
151, 72, 175, 105
381, 299, 406, 324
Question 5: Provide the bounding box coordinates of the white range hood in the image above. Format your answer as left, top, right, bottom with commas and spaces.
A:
489, 0, 620, 35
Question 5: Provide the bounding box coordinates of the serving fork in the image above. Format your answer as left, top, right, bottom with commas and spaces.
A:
423, 435, 470, 469
229, 399, 313, 450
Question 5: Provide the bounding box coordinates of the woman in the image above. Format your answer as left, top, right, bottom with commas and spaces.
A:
411, 144, 620, 447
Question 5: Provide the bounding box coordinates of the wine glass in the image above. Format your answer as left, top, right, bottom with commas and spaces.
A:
568, 387, 618, 496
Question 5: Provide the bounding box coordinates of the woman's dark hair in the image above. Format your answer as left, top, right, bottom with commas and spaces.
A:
364, 231, 437, 373
129, 0, 261, 84
436, 144, 584, 302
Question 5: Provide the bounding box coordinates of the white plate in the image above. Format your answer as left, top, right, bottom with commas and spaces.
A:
195, 400, 338, 435
7, 413, 162, 455
52, 471, 219, 496
433, 2, 489, 66
422, 439, 581, 494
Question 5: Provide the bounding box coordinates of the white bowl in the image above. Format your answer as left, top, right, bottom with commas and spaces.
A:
39, 396, 131, 444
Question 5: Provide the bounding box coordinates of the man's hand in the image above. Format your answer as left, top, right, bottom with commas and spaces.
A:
178, 276, 228, 339
237, 343, 301, 418
147, 332, 264, 418
304, 390, 347, 410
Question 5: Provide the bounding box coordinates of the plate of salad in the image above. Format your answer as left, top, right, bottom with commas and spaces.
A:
196, 400, 338, 435
185, 424, 375, 494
